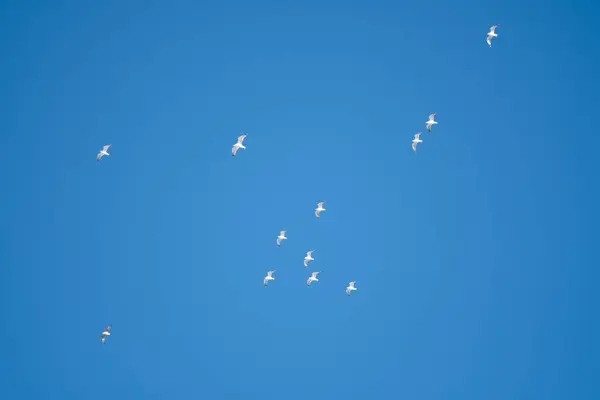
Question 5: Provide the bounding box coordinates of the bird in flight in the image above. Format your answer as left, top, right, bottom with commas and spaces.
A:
101, 325, 111, 344
315, 201, 326, 219
425, 113, 438, 132
307, 271, 321, 287
232, 134, 248, 157
346, 281, 357, 296
487, 25, 499, 47
276, 230, 287, 247
96, 145, 111, 161
264, 270, 276, 286
304, 250, 315, 268
412, 132, 423, 152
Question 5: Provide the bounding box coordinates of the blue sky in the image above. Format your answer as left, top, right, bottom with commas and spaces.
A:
0, 0, 598, 399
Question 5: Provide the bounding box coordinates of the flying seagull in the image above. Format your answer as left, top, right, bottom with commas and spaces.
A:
264, 270, 276, 286
412, 132, 423, 152
307, 271, 321, 287
487, 25, 499, 47
346, 281, 357, 296
304, 250, 315, 268
276, 230, 287, 247
96, 145, 111, 161
425, 113, 438, 132
101, 325, 111, 344
232, 134, 248, 157
315, 201, 326, 219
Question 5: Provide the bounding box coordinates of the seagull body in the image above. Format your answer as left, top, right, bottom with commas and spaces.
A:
425, 113, 438, 132
276, 230, 287, 247
346, 281, 357, 296
307, 271, 321, 287
412, 132, 423, 152
487, 25, 499, 47
304, 250, 315, 268
232, 134, 248, 157
96, 145, 111, 161
264, 270, 276, 286
315, 201, 326, 219
101, 325, 111, 344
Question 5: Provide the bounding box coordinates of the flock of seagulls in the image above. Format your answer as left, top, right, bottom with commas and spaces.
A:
265, 198, 356, 296
96, 24, 501, 343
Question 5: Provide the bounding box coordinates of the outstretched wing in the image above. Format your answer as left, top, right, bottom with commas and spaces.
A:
96, 152, 102, 161
312, 272, 320, 278
103, 145, 111, 152
428, 113, 436, 121
412, 141, 417, 152
490, 25, 498, 34
232, 145, 239, 156
237, 134, 247, 145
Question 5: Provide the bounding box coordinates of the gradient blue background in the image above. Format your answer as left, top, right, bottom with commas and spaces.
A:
1, 0, 598, 399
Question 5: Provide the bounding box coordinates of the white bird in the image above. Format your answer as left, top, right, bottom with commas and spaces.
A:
276, 230, 287, 247
101, 325, 111, 344
304, 250, 315, 268
346, 281, 357, 296
487, 25, 499, 47
96, 145, 111, 161
425, 113, 438, 132
232, 134, 248, 157
264, 270, 276, 286
412, 132, 423, 152
307, 271, 320, 287
315, 201, 326, 219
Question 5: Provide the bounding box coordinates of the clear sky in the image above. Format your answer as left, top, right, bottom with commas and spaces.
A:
0, 0, 598, 399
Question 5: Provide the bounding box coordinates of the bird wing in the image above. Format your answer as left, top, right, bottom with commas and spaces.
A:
490, 25, 497, 33
426, 123, 432, 132
103, 145, 111, 151
237, 134, 247, 145
415, 132, 421, 140
349, 281, 355, 288
232, 145, 239, 156
105, 326, 111, 331
307, 250, 313, 256
307, 278, 313, 286
412, 141, 417, 152
276, 237, 281, 246
304, 259, 309, 267
96, 152, 102, 161
346, 288, 351, 295
280, 230, 286, 236
315, 209, 321, 218
312, 272, 320, 278
486, 37, 492, 46
317, 201, 324, 207
267, 270, 274, 277
428, 113, 436, 121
